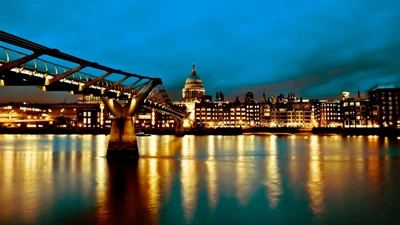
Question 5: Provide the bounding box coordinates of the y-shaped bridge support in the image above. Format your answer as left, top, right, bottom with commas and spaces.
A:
101, 79, 161, 158
174, 117, 185, 137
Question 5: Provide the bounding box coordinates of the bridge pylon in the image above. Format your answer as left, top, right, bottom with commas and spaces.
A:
101, 79, 161, 158
174, 117, 185, 137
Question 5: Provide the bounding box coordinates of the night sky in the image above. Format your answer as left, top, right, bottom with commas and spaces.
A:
1, 0, 400, 102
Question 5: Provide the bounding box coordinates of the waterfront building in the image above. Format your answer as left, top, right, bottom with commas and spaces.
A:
319, 100, 342, 127
367, 84, 400, 128
0, 102, 99, 128
194, 92, 261, 128
173, 63, 206, 128
260, 93, 314, 128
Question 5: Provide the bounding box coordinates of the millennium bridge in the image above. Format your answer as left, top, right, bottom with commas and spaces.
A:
0, 30, 186, 158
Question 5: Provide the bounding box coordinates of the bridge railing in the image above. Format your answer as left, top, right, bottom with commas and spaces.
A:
0, 45, 119, 88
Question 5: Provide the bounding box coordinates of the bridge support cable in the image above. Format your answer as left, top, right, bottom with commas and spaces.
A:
101, 76, 129, 95
44, 64, 87, 86
117, 78, 143, 97
78, 71, 113, 91
100, 79, 161, 158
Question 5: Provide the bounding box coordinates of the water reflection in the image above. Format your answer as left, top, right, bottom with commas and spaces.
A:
307, 135, 324, 215
265, 136, 282, 209
206, 136, 218, 210
0, 134, 400, 225
180, 158, 197, 223
236, 135, 252, 206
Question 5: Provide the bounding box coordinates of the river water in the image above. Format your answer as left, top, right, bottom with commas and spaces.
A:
0, 134, 399, 225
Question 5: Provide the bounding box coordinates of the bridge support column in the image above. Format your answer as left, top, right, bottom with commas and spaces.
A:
101, 78, 162, 158
174, 118, 185, 137
107, 117, 138, 158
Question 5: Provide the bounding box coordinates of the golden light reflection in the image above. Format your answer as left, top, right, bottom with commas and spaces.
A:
182, 135, 195, 157
307, 135, 324, 215
0, 151, 14, 220
163, 135, 172, 156
181, 159, 197, 223
265, 135, 282, 209
147, 135, 158, 156
95, 154, 107, 218
0, 136, 55, 224
288, 135, 300, 185
206, 160, 218, 211
146, 159, 161, 219
208, 135, 215, 158
95, 135, 108, 157
367, 155, 380, 195
160, 159, 173, 199
236, 135, 251, 206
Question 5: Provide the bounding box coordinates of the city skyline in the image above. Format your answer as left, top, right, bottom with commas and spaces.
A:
1, 0, 400, 102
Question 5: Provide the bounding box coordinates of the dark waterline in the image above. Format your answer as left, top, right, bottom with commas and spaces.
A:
0, 134, 399, 225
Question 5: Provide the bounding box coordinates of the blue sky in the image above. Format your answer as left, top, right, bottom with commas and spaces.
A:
1, 0, 400, 102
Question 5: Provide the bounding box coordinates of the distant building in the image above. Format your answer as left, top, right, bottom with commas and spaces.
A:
194, 92, 261, 128
260, 93, 314, 128
367, 84, 400, 128
182, 63, 205, 102
319, 100, 341, 127
174, 63, 206, 128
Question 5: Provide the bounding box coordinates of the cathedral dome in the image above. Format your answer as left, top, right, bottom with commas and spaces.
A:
184, 63, 203, 86
182, 63, 206, 101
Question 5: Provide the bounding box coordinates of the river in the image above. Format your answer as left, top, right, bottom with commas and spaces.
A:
0, 134, 399, 225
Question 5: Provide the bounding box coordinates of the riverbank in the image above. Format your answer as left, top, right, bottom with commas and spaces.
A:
312, 127, 400, 137
0, 127, 399, 136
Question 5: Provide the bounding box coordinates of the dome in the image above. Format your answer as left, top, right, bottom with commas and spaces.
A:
182, 63, 206, 101
184, 63, 203, 87
185, 74, 203, 85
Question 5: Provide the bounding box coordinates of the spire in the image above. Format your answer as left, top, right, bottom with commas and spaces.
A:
357, 86, 361, 100
191, 62, 196, 76
262, 89, 266, 102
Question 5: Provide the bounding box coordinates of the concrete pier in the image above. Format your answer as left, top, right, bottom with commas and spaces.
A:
106, 117, 139, 158
174, 118, 185, 137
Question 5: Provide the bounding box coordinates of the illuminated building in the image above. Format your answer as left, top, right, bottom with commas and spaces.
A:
182, 63, 205, 101
78, 94, 107, 127
260, 93, 313, 127
319, 100, 341, 127
367, 84, 400, 128
340, 98, 371, 128
174, 63, 206, 128
0, 102, 99, 128
194, 92, 261, 128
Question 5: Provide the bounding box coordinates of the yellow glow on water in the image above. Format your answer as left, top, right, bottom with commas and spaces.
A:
148, 135, 158, 156
160, 159, 173, 199
180, 159, 197, 223
236, 135, 251, 206
0, 134, 399, 224
307, 136, 324, 215
95, 156, 107, 217
265, 136, 281, 209
146, 159, 161, 219
182, 136, 195, 157
206, 160, 218, 211
208, 135, 215, 158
